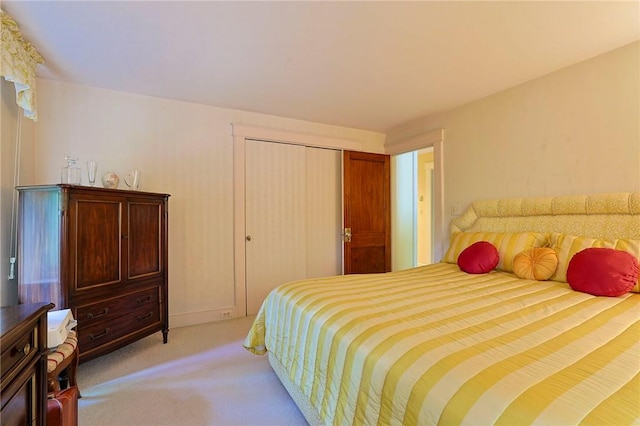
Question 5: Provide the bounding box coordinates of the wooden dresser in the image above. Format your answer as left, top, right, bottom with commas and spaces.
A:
16, 185, 170, 362
1, 302, 53, 425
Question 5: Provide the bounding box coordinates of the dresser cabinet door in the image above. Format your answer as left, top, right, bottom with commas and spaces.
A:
69, 194, 124, 293
127, 199, 164, 281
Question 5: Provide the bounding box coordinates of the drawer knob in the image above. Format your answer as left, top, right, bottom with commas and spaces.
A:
16, 342, 31, 355
137, 296, 152, 304
137, 311, 153, 322
89, 327, 110, 340
87, 307, 109, 320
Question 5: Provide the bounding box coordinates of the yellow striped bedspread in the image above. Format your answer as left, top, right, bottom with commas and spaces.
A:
244, 263, 640, 425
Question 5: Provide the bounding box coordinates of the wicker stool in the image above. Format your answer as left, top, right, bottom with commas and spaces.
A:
47, 331, 80, 396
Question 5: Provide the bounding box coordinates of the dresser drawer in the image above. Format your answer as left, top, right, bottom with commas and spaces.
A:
75, 286, 161, 327
78, 305, 162, 353
0, 326, 37, 383
0, 369, 36, 426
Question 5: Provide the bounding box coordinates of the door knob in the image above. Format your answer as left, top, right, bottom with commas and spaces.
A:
246, 235, 252, 241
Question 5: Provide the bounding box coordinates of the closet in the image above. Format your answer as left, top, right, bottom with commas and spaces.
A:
244, 140, 341, 315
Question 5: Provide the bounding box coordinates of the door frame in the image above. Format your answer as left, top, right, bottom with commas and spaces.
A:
232, 124, 366, 316
385, 129, 445, 263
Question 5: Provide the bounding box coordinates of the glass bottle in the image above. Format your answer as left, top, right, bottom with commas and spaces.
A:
61, 156, 81, 185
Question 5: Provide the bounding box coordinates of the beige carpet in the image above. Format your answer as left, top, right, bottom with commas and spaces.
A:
77, 316, 308, 426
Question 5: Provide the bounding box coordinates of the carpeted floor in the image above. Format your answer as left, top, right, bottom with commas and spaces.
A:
77, 316, 308, 426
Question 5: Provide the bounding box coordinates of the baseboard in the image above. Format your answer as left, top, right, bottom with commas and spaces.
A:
169, 307, 241, 328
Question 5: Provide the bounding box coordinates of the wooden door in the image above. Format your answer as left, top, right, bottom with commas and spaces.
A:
343, 151, 391, 274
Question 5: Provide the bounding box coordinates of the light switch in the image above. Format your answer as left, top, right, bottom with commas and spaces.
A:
451, 204, 462, 216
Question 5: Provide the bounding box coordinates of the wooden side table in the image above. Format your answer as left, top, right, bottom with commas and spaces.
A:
1, 303, 54, 425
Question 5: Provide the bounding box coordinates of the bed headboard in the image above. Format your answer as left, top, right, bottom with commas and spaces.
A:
451, 192, 640, 240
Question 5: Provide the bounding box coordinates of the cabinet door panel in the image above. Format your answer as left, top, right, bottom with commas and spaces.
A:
73, 198, 122, 290
128, 201, 162, 279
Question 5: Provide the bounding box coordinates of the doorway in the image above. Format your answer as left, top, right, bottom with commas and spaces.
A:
417, 149, 435, 265
391, 148, 434, 270
389, 128, 444, 271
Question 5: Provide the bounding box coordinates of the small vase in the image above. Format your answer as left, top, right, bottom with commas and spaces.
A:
101, 172, 120, 189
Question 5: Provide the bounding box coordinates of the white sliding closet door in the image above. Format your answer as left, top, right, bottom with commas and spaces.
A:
246, 141, 306, 315
245, 140, 341, 315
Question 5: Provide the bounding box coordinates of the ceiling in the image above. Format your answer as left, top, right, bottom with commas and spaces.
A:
3, 1, 639, 132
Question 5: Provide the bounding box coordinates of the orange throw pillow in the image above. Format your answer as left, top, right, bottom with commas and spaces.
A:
513, 248, 558, 281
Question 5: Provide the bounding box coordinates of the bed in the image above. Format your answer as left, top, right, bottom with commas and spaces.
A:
244, 192, 640, 425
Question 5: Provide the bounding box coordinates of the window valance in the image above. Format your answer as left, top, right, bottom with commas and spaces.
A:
1, 9, 44, 120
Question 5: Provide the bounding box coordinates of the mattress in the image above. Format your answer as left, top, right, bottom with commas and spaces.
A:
244, 263, 640, 425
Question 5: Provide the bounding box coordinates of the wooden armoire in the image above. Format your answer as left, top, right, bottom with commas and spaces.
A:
16, 185, 169, 362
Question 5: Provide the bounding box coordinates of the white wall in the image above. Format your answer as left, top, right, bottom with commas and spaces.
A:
12, 79, 384, 325
386, 41, 640, 236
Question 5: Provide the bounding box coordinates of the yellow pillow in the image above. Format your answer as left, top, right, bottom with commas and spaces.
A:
550, 234, 640, 292
442, 232, 549, 272
513, 248, 559, 281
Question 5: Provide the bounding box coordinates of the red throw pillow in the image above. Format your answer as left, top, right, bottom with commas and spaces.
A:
567, 248, 639, 297
458, 241, 499, 274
